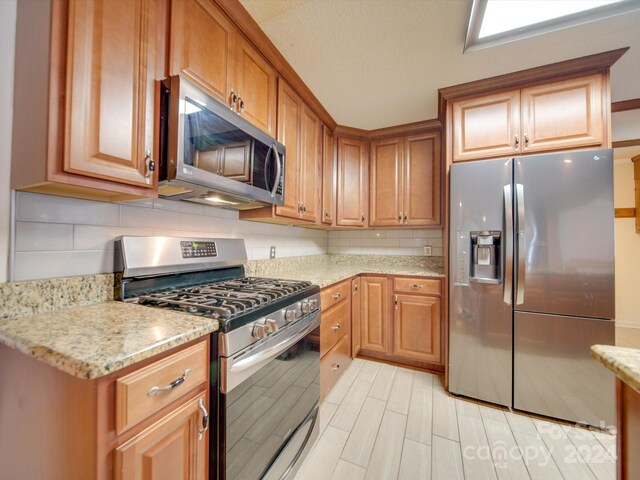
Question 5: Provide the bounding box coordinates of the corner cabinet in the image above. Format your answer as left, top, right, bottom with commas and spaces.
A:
170, 0, 277, 136
11, 0, 165, 201
370, 132, 441, 227
452, 73, 608, 162
336, 137, 368, 227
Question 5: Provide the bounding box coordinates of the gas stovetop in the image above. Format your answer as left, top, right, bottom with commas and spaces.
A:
136, 277, 313, 320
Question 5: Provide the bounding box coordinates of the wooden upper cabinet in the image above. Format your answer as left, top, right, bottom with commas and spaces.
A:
61, 0, 164, 189
451, 72, 607, 162
521, 74, 604, 154
336, 137, 368, 227
114, 393, 207, 480
170, 0, 235, 105
234, 35, 277, 136
370, 132, 442, 227
370, 138, 403, 227
393, 294, 441, 364
170, 0, 276, 135
405, 132, 441, 226
452, 90, 521, 162
360, 276, 389, 354
299, 105, 322, 222
321, 126, 336, 225
275, 81, 302, 220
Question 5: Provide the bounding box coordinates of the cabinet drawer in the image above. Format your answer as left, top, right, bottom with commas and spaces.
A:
394, 277, 441, 295
320, 334, 352, 401
320, 280, 351, 312
115, 340, 208, 435
320, 299, 351, 356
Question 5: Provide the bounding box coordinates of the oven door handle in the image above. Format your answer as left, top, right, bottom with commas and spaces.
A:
229, 311, 320, 374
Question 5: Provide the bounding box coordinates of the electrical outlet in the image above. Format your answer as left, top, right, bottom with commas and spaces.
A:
423, 245, 432, 256
270, 246, 276, 259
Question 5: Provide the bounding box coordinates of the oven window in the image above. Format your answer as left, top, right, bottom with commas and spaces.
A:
182, 97, 280, 193
224, 328, 320, 480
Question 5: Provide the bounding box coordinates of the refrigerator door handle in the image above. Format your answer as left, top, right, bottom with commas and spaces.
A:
503, 185, 513, 305
515, 183, 525, 305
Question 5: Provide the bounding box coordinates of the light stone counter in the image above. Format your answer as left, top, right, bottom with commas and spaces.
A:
592, 344, 640, 393
0, 301, 218, 379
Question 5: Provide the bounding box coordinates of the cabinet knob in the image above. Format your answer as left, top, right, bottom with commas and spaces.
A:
398, 213, 402, 223
404, 212, 408, 223
302, 204, 307, 213
331, 323, 341, 331
332, 293, 341, 300
331, 363, 340, 371
324, 210, 329, 219
514, 134, 519, 151
524, 133, 529, 150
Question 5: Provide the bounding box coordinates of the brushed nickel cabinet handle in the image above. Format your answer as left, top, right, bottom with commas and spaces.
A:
361, 213, 365, 223
324, 210, 329, 219
332, 364, 340, 371
198, 398, 209, 440
404, 212, 408, 223
410, 284, 423, 289
144, 150, 155, 185
524, 133, 529, 150
238, 96, 245, 114
394, 294, 398, 309
398, 213, 402, 223
332, 293, 341, 300
514, 134, 519, 151
147, 368, 191, 396
229, 89, 238, 110
331, 323, 341, 331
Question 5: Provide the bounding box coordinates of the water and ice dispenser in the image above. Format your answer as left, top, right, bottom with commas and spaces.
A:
470, 231, 501, 283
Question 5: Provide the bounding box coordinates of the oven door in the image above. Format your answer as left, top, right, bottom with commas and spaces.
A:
220, 311, 320, 480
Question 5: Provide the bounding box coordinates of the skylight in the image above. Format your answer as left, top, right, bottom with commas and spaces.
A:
465, 0, 640, 52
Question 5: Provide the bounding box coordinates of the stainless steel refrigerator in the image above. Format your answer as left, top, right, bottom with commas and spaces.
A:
448, 149, 616, 428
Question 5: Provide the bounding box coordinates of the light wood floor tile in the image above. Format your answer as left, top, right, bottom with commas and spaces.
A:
332, 459, 366, 480
341, 397, 386, 467
326, 362, 363, 405
414, 371, 435, 390
482, 416, 531, 480
320, 400, 339, 435
511, 429, 563, 480
387, 368, 414, 414
433, 380, 460, 441
456, 400, 498, 480
365, 410, 407, 480
398, 438, 431, 480
295, 425, 349, 480
358, 359, 381, 383
330, 378, 372, 431
405, 385, 433, 445
432, 435, 464, 480
591, 429, 617, 458
368, 363, 398, 400
562, 425, 615, 480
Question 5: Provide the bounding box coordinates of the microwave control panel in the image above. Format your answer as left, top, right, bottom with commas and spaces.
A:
181, 241, 218, 258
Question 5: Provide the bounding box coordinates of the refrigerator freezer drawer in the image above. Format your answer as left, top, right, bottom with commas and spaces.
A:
514, 311, 615, 427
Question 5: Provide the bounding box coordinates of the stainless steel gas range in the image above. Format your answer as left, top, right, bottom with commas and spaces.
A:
117, 236, 321, 480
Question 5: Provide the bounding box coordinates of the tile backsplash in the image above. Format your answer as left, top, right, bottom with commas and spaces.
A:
328, 228, 443, 256
12, 192, 327, 281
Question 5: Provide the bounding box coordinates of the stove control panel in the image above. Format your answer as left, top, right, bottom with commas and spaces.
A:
180, 241, 218, 258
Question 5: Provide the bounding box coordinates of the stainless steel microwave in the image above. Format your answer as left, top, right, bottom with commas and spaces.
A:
157, 76, 285, 209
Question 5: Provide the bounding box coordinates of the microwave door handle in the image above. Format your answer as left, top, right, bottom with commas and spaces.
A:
270, 145, 282, 198
264, 144, 274, 192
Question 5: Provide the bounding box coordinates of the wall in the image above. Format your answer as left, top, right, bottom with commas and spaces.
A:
328, 228, 443, 256
12, 192, 328, 281
0, 0, 17, 283
613, 158, 640, 329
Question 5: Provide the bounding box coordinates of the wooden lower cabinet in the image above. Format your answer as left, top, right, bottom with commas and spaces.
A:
351, 277, 361, 357
114, 392, 208, 480
618, 378, 640, 480
359, 275, 443, 371
393, 294, 441, 363
320, 334, 352, 401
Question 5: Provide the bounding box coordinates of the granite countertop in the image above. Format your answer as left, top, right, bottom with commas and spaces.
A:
0, 301, 219, 380
592, 345, 640, 393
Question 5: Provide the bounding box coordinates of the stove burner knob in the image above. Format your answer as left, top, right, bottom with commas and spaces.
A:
309, 299, 318, 310
301, 301, 311, 314
284, 309, 297, 323
252, 324, 269, 340
265, 318, 278, 333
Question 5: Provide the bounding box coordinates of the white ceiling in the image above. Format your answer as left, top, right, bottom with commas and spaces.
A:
240, 0, 640, 130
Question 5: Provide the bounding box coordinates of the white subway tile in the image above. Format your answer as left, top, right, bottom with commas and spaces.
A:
15, 222, 73, 252
74, 225, 154, 250
202, 205, 239, 219
17, 192, 119, 225
398, 238, 422, 247
152, 198, 205, 215
384, 229, 415, 239
414, 228, 443, 239
13, 250, 115, 281
119, 198, 154, 208
152, 229, 208, 239
338, 230, 363, 239
432, 247, 443, 256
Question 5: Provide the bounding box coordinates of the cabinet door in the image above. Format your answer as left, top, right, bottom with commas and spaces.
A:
321, 126, 336, 225
63, 0, 162, 187
336, 137, 368, 227
393, 294, 441, 363
361, 276, 389, 354
521, 74, 604, 153
404, 132, 441, 226
234, 35, 277, 136
170, 0, 235, 106
370, 138, 403, 227
114, 393, 208, 480
452, 91, 520, 162
275, 81, 302, 220
351, 277, 361, 357
299, 105, 322, 222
